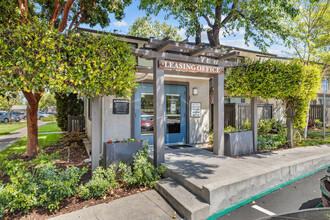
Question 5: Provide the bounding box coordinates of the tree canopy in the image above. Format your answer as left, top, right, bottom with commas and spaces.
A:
285, 0, 330, 67
127, 16, 182, 41
39, 93, 56, 110
139, 0, 299, 48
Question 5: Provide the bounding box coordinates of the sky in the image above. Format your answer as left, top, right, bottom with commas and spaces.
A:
80, 0, 293, 58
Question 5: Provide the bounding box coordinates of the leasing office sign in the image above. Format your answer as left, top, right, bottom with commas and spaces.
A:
158, 60, 224, 74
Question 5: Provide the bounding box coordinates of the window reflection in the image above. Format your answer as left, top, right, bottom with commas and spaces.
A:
141, 93, 154, 134
166, 94, 181, 134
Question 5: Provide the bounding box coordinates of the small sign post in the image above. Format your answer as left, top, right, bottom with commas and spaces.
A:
323, 79, 327, 139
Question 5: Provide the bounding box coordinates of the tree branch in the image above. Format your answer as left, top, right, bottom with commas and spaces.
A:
221, 0, 238, 26
18, 0, 28, 23
202, 14, 213, 28
50, 0, 61, 26
58, 0, 76, 32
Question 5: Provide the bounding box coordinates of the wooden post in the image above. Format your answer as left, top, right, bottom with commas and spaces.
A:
213, 74, 225, 155
153, 58, 165, 166
251, 97, 258, 151
91, 97, 101, 172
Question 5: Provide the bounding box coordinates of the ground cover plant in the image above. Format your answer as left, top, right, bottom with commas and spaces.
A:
0, 122, 26, 136
297, 132, 330, 147
0, 133, 165, 219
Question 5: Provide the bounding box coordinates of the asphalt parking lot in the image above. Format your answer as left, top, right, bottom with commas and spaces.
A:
219, 168, 328, 220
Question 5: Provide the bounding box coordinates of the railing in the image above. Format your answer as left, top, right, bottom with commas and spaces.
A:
68, 115, 85, 132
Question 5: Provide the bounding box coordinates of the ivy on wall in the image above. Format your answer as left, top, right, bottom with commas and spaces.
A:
225, 59, 322, 130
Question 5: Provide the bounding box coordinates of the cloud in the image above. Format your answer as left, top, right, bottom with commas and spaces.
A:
113, 21, 127, 27
220, 39, 255, 49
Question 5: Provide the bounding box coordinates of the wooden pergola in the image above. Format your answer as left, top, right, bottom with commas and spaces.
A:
132, 38, 258, 167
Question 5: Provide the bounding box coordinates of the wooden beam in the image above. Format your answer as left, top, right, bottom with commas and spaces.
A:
162, 36, 170, 41
157, 41, 173, 52
189, 47, 208, 57
180, 39, 188, 44
133, 48, 239, 67
218, 51, 240, 60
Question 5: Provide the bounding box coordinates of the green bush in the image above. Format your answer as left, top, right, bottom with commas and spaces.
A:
241, 119, 251, 130
55, 93, 83, 131
41, 115, 56, 121
258, 119, 272, 136
314, 119, 323, 127
118, 148, 166, 188
0, 163, 87, 217
78, 166, 118, 200
257, 119, 287, 150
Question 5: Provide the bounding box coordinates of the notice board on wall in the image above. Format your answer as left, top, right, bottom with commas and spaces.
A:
190, 102, 201, 118
113, 99, 129, 114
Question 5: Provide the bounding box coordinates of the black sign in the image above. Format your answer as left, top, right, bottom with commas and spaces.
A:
113, 99, 129, 114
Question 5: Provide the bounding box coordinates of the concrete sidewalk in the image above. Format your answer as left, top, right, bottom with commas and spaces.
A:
0, 121, 50, 152
50, 190, 180, 220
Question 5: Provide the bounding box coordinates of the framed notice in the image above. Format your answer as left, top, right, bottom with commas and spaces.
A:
190, 102, 201, 118
113, 99, 129, 114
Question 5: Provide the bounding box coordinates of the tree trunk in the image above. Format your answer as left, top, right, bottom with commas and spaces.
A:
195, 24, 202, 45
23, 90, 43, 157
286, 106, 294, 148
9, 108, 12, 124
207, 28, 220, 48
26, 102, 39, 156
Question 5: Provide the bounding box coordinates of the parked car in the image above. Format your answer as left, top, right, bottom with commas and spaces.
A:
0, 112, 21, 123
12, 111, 25, 119
38, 111, 50, 120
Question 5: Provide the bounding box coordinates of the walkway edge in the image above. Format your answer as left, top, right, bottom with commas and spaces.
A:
206, 164, 328, 220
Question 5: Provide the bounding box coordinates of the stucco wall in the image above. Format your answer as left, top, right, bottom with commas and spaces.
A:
84, 97, 92, 142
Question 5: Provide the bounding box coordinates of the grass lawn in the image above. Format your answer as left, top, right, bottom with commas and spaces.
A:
0, 133, 62, 155
297, 132, 330, 147
0, 122, 27, 136
38, 122, 61, 133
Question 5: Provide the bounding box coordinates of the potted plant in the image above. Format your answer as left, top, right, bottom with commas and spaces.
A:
224, 126, 254, 156
103, 138, 143, 170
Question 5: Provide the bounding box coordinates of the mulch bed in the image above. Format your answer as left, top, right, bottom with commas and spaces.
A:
1, 133, 151, 220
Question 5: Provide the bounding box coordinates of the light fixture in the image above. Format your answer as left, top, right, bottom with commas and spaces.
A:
192, 87, 198, 96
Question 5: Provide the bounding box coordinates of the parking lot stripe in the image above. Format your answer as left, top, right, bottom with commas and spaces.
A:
252, 205, 276, 216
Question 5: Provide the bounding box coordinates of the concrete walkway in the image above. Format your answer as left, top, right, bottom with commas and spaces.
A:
0, 121, 50, 152
156, 144, 330, 219
50, 190, 181, 220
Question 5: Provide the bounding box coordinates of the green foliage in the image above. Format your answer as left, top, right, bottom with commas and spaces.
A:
0, 159, 87, 216
78, 166, 118, 200
139, 0, 298, 48
226, 59, 322, 129
241, 119, 251, 130
0, 22, 137, 98
224, 125, 237, 133
258, 120, 272, 136
285, 0, 329, 65
39, 93, 56, 111
314, 119, 323, 127
127, 16, 182, 41
118, 148, 166, 187
41, 115, 56, 122
257, 119, 287, 150
55, 93, 84, 131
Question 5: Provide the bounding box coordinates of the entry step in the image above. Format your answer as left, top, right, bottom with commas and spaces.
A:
157, 177, 210, 220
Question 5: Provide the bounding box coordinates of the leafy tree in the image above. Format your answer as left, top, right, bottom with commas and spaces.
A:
39, 93, 56, 111
127, 16, 182, 41
0, 22, 137, 156
286, 0, 329, 67
226, 59, 322, 147
139, 0, 299, 49
0, 0, 134, 156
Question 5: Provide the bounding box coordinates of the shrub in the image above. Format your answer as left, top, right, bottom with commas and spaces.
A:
258, 119, 272, 136
0, 163, 87, 216
241, 119, 251, 130
258, 134, 286, 150
118, 148, 166, 188
41, 115, 56, 121
314, 119, 323, 127
55, 93, 84, 131
78, 166, 118, 200
224, 125, 237, 133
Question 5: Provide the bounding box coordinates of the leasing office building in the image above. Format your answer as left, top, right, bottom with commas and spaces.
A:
81, 28, 278, 168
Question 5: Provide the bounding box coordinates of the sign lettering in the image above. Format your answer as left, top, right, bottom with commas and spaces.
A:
159, 60, 224, 74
